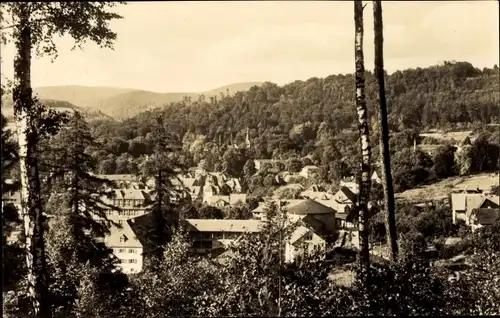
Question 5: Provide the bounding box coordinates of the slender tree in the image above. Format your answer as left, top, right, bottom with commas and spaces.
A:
2, 3, 123, 315
138, 115, 186, 264
10, 5, 49, 315
373, 0, 398, 261
353, 1, 371, 273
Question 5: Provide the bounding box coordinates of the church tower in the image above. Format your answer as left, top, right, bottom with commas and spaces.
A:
245, 127, 251, 149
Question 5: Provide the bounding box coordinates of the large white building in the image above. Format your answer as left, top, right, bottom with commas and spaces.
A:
96, 188, 151, 274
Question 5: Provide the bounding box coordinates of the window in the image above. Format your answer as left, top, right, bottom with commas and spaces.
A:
129, 259, 137, 264
304, 233, 313, 241
128, 248, 135, 253
120, 235, 127, 243
118, 248, 126, 253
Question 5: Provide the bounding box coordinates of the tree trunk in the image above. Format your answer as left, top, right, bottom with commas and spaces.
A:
373, 0, 398, 261
12, 4, 50, 317
354, 1, 371, 272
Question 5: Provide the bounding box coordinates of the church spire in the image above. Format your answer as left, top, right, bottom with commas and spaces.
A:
245, 127, 251, 148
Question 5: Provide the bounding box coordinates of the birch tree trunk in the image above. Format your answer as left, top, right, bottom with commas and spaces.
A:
373, 0, 398, 261
354, 0, 371, 272
12, 4, 50, 317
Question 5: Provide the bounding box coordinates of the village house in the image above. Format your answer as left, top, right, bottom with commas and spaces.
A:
183, 219, 262, 254
100, 188, 151, 221
104, 220, 143, 274
203, 193, 247, 207
184, 209, 334, 263
451, 192, 500, 231
300, 190, 333, 201
331, 186, 357, 213
285, 224, 327, 263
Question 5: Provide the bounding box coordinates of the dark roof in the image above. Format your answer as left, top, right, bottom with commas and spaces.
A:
301, 214, 327, 234
285, 199, 335, 216
471, 208, 500, 225
127, 214, 155, 248
339, 186, 357, 203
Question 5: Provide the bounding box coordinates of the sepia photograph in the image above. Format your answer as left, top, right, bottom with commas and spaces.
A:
1, 1, 499, 317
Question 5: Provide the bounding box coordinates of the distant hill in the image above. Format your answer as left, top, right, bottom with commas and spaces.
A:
34, 86, 135, 108
34, 82, 264, 120
1, 97, 110, 122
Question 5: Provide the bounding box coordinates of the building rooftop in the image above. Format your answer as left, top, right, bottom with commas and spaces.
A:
285, 199, 335, 216
470, 208, 500, 226
183, 219, 263, 233
104, 221, 143, 249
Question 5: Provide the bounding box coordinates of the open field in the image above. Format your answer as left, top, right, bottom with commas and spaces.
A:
395, 173, 499, 202
420, 130, 475, 143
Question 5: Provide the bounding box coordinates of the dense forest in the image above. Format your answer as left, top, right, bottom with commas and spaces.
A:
85, 61, 499, 193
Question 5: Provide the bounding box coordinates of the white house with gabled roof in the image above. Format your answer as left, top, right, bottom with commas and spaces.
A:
104, 220, 143, 274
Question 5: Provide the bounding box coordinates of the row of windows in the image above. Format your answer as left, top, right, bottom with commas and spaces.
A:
113, 199, 145, 207
190, 231, 242, 240
106, 210, 146, 217
120, 259, 138, 264
115, 248, 138, 254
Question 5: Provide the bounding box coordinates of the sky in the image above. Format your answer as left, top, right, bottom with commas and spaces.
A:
0, 1, 498, 93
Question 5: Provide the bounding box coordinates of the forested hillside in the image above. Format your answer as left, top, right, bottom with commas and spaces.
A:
87, 61, 499, 193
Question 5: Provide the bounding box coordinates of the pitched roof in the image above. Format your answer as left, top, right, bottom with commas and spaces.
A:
301, 214, 327, 234
205, 195, 230, 205
179, 177, 196, 188
470, 208, 500, 225
285, 199, 335, 216
104, 221, 142, 249
453, 193, 500, 216
115, 189, 149, 200
183, 219, 263, 233
290, 226, 312, 244
315, 199, 339, 211
301, 190, 333, 200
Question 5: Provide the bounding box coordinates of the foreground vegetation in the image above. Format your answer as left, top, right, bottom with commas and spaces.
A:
4, 199, 500, 316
